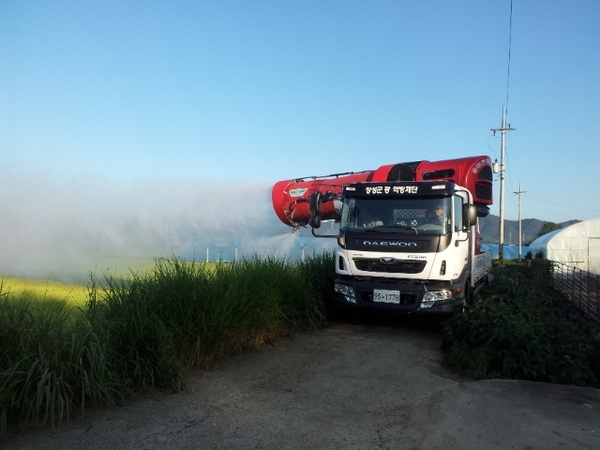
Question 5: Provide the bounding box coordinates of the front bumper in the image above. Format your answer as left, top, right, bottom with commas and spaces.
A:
333, 276, 463, 315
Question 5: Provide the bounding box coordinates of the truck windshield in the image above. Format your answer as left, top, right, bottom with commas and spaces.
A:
340, 197, 452, 235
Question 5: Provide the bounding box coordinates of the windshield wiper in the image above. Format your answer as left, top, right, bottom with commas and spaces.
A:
364, 227, 387, 233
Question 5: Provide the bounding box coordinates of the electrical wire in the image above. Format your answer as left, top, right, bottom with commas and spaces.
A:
505, 0, 514, 119
504, 1, 516, 204
523, 195, 600, 213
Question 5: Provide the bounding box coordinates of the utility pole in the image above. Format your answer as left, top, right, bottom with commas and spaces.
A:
514, 181, 526, 260
491, 106, 516, 261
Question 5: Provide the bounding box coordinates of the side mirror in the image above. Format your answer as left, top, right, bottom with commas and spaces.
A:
463, 204, 477, 228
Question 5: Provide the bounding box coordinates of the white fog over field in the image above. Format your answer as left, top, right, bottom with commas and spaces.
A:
0, 172, 336, 282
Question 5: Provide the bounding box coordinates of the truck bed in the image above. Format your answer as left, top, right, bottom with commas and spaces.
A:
473, 251, 492, 284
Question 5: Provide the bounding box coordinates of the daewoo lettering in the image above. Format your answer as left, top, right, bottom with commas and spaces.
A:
363, 241, 418, 247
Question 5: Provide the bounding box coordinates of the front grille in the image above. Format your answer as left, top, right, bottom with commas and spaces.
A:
475, 183, 493, 201
354, 258, 426, 274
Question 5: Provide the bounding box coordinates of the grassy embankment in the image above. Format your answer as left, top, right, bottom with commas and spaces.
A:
2, 255, 597, 436
0, 253, 335, 436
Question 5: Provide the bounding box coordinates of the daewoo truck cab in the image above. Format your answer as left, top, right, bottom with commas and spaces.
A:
272, 156, 493, 314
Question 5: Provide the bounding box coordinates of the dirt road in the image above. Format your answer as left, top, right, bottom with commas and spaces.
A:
5, 318, 600, 449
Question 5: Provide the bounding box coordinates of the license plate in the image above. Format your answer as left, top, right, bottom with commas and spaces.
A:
373, 289, 401, 304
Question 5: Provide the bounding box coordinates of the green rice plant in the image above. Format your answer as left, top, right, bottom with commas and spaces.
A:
0, 276, 88, 307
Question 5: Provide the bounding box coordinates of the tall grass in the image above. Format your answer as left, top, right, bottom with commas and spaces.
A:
0, 287, 119, 435
1, 253, 334, 435
87, 255, 330, 391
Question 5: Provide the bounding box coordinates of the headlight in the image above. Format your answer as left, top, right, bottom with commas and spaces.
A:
334, 283, 357, 304
420, 289, 453, 309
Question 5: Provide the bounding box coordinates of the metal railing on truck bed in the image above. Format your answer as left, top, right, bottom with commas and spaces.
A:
473, 251, 492, 284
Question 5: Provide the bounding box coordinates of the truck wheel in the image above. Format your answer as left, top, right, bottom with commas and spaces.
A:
464, 286, 473, 306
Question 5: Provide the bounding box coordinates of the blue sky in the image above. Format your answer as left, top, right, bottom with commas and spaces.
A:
2, 0, 600, 225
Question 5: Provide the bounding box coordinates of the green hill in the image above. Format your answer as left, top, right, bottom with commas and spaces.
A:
479, 215, 580, 245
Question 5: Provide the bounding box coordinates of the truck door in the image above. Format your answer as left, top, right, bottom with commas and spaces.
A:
452, 194, 470, 278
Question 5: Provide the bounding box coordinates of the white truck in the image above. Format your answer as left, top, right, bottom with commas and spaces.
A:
272, 156, 494, 314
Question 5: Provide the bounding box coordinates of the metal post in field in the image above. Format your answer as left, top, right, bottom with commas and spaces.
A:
514, 181, 526, 260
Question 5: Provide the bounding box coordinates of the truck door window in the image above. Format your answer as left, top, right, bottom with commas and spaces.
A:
454, 196, 463, 232
340, 198, 356, 232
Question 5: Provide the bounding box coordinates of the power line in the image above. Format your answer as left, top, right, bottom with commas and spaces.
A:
523, 195, 600, 213
504, 0, 517, 192
506, 0, 514, 115
491, 0, 516, 261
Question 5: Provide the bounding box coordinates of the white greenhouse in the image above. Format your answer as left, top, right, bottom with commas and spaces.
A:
528, 218, 600, 275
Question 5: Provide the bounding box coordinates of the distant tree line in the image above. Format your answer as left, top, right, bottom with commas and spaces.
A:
538, 222, 562, 237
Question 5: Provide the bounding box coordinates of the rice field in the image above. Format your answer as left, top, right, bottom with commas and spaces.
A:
1, 277, 89, 307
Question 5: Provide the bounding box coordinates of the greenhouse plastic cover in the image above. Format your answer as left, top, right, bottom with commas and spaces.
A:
527, 218, 600, 275
480, 244, 528, 260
